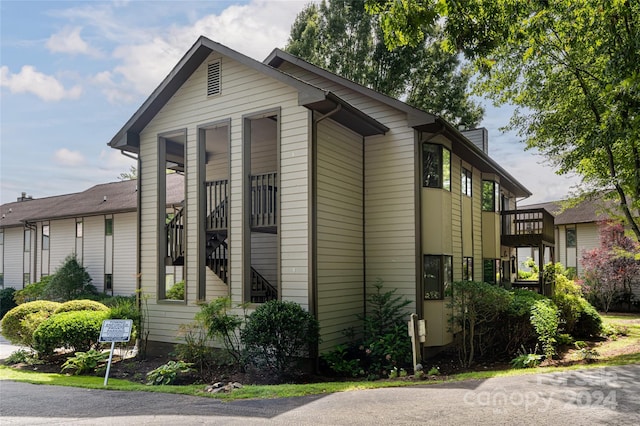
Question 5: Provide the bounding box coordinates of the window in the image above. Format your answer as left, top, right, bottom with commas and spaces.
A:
483, 259, 501, 284
23, 273, 30, 286
462, 168, 472, 197
463, 257, 473, 281
482, 180, 500, 212
424, 255, 453, 300
566, 228, 577, 248
105, 218, 113, 236
42, 224, 50, 250
76, 220, 83, 238
0, 229, 3, 245
0, 273, 3, 288
104, 274, 113, 292
24, 229, 31, 252
422, 143, 451, 190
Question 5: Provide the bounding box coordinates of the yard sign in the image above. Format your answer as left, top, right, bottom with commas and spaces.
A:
99, 319, 133, 386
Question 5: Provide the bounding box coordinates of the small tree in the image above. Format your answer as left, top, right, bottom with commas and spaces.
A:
46, 254, 97, 301
581, 222, 640, 312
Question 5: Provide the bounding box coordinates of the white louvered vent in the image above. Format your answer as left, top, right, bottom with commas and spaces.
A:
207, 60, 221, 96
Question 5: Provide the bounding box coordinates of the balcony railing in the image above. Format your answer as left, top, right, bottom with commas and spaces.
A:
501, 208, 555, 246
206, 179, 228, 231
250, 172, 277, 228
167, 207, 185, 264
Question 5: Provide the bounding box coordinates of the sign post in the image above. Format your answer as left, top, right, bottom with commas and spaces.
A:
99, 319, 133, 386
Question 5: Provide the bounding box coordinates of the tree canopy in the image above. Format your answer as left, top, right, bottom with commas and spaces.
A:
367, 0, 640, 241
285, 0, 484, 127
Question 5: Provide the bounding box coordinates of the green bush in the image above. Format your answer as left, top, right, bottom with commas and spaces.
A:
574, 301, 603, 337
242, 300, 319, 380
500, 289, 545, 355
104, 295, 141, 342
1, 300, 62, 346
33, 310, 109, 356
195, 297, 245, 366
53, 300, 109, 314
530, 299, 560, 359
46, 254, 97, 301
166, 281, 184, 300
551, 270, 602, 337
14, 276, 52, 304
61, 349, 109, 375
0, 287, 17, 319
146, 360, 194, 385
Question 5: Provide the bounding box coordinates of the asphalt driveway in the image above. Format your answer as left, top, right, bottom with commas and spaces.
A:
1, 364, 639, 425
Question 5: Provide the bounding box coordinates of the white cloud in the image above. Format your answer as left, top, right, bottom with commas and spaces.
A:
0, 65, 82, 101
46, 26, 98, 56
53, 148, 86, 166
98, 149, 136, 172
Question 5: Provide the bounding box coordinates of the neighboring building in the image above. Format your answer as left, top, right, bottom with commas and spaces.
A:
519, 196, 614, 276
0, 175, 184, 295
107, 36, 543, 355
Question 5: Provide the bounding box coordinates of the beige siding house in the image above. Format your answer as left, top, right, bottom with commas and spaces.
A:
107, 37, 534, 354
0, 177, 183, 296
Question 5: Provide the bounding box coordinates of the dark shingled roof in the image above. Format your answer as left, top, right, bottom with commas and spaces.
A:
0, 174, 184, 228
521, 195, 613, 225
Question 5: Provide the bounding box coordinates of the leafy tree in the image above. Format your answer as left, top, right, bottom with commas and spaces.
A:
286, 0, 484, 127
117, 165, 137, 181
46, 254, 97, 301
367, 0, 640, 241
581, 221, 640, 312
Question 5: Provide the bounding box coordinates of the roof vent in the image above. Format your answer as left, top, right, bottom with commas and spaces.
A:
207, 60, 221, 96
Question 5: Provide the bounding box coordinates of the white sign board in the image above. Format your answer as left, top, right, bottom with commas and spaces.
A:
99, 319, 133, 343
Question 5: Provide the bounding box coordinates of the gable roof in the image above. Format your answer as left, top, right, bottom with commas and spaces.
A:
266, 49, 532, 199
0, 174, 184, 228
108, 36, 388, 153
522, 195, 613, 225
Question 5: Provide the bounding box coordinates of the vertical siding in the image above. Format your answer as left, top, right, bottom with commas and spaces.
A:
472, 167, 483, 281
83, 215, 105, 291
50, 219, 76, 272
137, 53, 309, 343
451, 158, 462, 281
3, 228, 23, 288
316, 119, 364, 351
113, 212, 137, 296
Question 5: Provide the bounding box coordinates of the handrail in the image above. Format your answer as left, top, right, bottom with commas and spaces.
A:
250, 267, 278, 303
250, 172, 277, 227
206, 179, 228, 231
167, 207, 185, 262
501, 208, 555, 243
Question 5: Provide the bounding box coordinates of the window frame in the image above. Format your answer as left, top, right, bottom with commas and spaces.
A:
482, 180, 500, 212
422, 143, 451, 191
462, 257, 474, 281
462, 168, 472, 197
424, 254, 453, 300
566, 228, 577, 248
76, 220, 83, 238
42, 224, 50, 250
23, 229, 31, 252
104, 273, 113, 293
105, 218, 113, 236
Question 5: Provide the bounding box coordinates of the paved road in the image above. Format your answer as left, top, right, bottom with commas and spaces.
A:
1, 364, 639, 425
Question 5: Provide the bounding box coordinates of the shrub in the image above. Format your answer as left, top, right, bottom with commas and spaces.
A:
146, 360, 194, 385
4, 349, 41, 365
174, 322, 221, 382
242, 300, 319, 379
33, 310, 109, 356
53, 300, 109, 314
573, 301, 603, 337
196, 297, 245, 366
530, 299, 559, 359
61, 349, 109, 375
105, 295, 141, 342
0, 287, 17, 319
510, 345, 543, 369
500, 289, 545, 355
46, 254, 97, 301
166, 281, 184, 300
13, 276, 52, 304
1, 300, 61, 346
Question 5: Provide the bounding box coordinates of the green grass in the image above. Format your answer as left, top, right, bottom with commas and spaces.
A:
2, 312, 638, 401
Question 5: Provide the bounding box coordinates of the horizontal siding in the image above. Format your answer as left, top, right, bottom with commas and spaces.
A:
316, 119, 364, 351
576, 223, 600, 275
2, 228, 23, 288
50, 218, 76, 272
138, 52, 310, 343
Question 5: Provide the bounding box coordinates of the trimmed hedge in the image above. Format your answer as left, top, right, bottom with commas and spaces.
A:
33, 310, 109, 356
53, 299, 109, 314
1, 300, 62, 346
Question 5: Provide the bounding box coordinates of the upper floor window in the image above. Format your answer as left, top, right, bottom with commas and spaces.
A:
42, 224, 50, 250
566, 228, 577, 248
0, 229, 3, 245
463, 257, 473, 281
482, 180, 500, 212
423, 143, 451, 191
76, 220, 83, 238
105, 218, 113, 236
462, 168, 472, 197
24, 229, 31, 252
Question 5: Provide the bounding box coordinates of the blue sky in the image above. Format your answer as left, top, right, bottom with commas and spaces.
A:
0, 0, 580, 205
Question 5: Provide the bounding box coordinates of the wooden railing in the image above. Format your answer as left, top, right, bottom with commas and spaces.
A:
206, 233, 228, 284
206, 179, 228, 231
250, 268, 278, 303
501, 208, 555, 245
167, 207, 185, 263
250, 172, 277, 228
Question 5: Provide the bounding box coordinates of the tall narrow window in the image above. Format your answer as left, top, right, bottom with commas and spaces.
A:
104, 274, 113, 292
483, 259, 500, 284
566, 228, 577, 248
105, 218, 113, 236
76, 220, 83, 238
482, 180, 500, 212
424, 255, 453, 300
422, 143, 451, 191
24, 229, 31, 252
0, 229, 4, 245
42, 225, 50, 250
462, 168, 472, 197
463, 257, 473, 281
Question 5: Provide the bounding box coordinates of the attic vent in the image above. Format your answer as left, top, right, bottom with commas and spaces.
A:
207, 60, 221, 96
